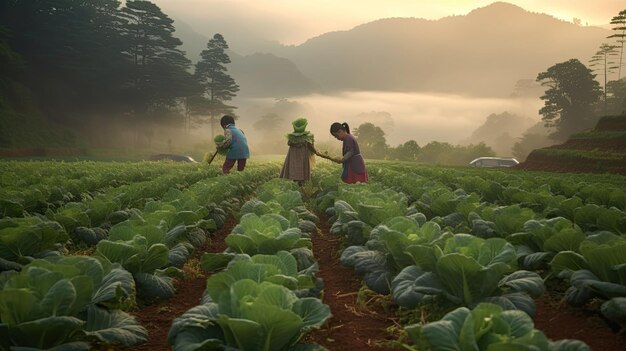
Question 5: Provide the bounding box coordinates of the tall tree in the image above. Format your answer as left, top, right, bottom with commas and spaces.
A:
121, 0, 197, 144
194, 34, 240, 137
391, 140, 421, 161
606, 78, 626, 114
0, 0, 130, 119
353, 122, 388, 159
536, 59, 602, 141
608, 9, 626, 80
589, 43, 620, 114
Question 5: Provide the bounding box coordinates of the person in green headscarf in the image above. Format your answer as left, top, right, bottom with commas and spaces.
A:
280, 118, 331, 183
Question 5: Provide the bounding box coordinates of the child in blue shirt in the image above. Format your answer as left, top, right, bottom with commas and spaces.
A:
217, 115, 249, 173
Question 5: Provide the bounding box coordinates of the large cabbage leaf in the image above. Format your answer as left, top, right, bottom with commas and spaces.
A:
405, 303, 590, 351
0, 256, 145, 349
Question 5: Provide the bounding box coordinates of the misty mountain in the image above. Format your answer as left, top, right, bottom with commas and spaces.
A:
173, 18, 319, 98
464, 111, 536, 155
272, 2, 610, 97
228, 52, 320, 98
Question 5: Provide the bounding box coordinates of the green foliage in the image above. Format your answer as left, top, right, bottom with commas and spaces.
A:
353, 122, 388, 159
608, 9, 626, 82
389, 140, 421, 161
472, 205, 536, 238
537, 59, 602, 141
121, 0, 198, 111
550, 234, 626, 324
226, 213, 311, 256
191, 33, 239, 135
168, 279, 330, 351
0, 0, 201, 145
508, 217, 585, 270
0, 217, 68, 270
340, 217, 451, 294
0, 256, 145, 349
392, 234, 544, 316
416, 141, 496, 165
95, 221, 184, 300
606, 79, 626, 114
202, 251, 318, 302
406, 303, 590, 351
589, 43, 620, 115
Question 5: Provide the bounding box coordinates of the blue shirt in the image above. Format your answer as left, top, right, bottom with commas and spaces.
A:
224, 124, 249, 159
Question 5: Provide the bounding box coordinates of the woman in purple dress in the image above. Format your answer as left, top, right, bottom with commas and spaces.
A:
330, 122, 368, 183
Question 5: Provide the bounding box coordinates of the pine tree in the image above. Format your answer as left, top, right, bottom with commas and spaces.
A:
193, 34, 240, 137
589, 43, 620, 115
608, 9, 626, 80
121, 1, 195, 110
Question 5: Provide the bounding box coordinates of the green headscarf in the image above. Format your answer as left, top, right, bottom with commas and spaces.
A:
287, 117, 314, 144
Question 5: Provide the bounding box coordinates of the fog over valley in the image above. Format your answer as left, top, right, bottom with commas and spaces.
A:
234, 91, 543, 151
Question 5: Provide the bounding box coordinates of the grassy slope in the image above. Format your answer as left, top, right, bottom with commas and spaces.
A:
519, 114, 626, 174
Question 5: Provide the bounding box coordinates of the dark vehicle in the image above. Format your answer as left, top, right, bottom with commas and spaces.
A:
469, 157, 519, 168
148, 154, 197, 163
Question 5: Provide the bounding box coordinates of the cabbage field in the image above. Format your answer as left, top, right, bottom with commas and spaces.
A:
1, 160, 625, 350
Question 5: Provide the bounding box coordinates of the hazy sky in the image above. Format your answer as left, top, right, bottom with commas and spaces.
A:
154, 0, 624, 45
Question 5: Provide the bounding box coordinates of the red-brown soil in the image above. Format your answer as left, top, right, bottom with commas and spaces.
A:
517, 115, 626, 175
125, 217, 235, 351
534, 290, 626, 350
306, 215, 401, 351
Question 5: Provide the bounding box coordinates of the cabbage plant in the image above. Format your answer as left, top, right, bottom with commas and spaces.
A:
406, 303, 590, 351
392, 234, 544, 316
508, 217, 586, 270
471, 205, 535, 238
225, 213, 312, 256
340, 216, 451, 294
550, 233, 626, 325
0, 217, 68, 271
168, 279, 330, 351
0, 256, 146, 349
337, 183, 408, 227
572, 204, 626, 234
201, 251, 320, 304
95, 221, 183, 300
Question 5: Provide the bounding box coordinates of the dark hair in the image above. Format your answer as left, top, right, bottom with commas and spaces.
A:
220, 115, 235, 128
330, 122, 350, 134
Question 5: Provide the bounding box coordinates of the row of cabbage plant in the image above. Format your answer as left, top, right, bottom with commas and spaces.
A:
309, 165, 590, 350
91, 165, 280, 300
314, 178, 544, 316
368, 166, 626, 326
168, 178, 331, 351
0, 164, 219, 272
0, 160, 193, 217
0, 164, 281, 349
375, 165, 625, 234
382, 162, 626, 211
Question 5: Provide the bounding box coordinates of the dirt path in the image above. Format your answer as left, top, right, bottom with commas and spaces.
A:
306, 215, 401, 351
534, 290, 626, 350
127, 217, 235, 351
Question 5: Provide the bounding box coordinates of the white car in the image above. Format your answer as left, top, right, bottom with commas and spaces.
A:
469, 157, 519, 168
